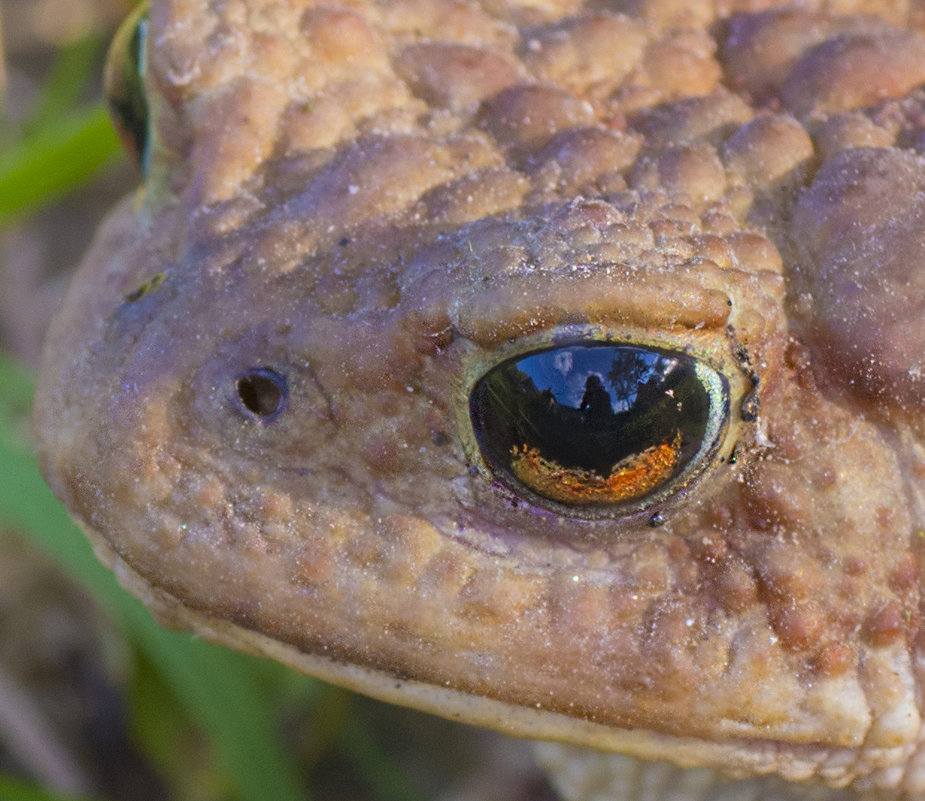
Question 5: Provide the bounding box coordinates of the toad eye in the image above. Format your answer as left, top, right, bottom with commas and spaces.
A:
104, 1, 150, 171
469, 343, 728, 515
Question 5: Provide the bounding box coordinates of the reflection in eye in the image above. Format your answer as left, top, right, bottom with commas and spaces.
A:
470, 344, 727, 511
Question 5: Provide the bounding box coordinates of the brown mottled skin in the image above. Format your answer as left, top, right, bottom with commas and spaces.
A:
34, 0, 925, 798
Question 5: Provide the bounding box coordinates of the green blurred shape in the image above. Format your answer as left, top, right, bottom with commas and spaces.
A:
340, 711, 429, 801
0, 105, 122, 226
128, 653, 230, 800
0, 30, 125, 226
20, 36, 104, 139
0, 773, 102, 801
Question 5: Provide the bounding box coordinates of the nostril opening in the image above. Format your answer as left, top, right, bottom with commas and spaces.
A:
236, 368, 287, 420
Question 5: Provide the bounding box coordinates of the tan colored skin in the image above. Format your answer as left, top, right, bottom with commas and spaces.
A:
34, 0, 925, 797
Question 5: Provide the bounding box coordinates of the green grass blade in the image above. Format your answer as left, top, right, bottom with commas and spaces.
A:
130, 622, 308, 801
0, 357, 34, 409
0, 105, 122, 225
0, 357, 306, 801
0, 773, 103, 801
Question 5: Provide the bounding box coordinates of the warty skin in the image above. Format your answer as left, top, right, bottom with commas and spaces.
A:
34, 0, 925, 798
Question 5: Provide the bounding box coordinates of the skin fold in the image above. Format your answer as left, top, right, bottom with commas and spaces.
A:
33, 0, 925, 798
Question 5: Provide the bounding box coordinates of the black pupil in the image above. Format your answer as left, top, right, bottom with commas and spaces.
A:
236, 369, 286, 419
470, 344, 713, 508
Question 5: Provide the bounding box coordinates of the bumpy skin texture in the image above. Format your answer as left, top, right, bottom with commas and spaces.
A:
34, 0, 925, 798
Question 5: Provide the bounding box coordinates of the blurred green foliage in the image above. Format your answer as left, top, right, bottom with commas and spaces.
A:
0, 772, 102, 801
0, 35, 121, 226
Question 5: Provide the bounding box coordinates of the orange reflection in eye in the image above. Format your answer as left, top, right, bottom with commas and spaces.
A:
510, 431, 682, 506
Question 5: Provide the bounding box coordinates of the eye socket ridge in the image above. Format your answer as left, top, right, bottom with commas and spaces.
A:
468, 341, 729, 517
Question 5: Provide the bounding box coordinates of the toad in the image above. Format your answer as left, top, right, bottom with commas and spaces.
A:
34, 0, 925, 798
